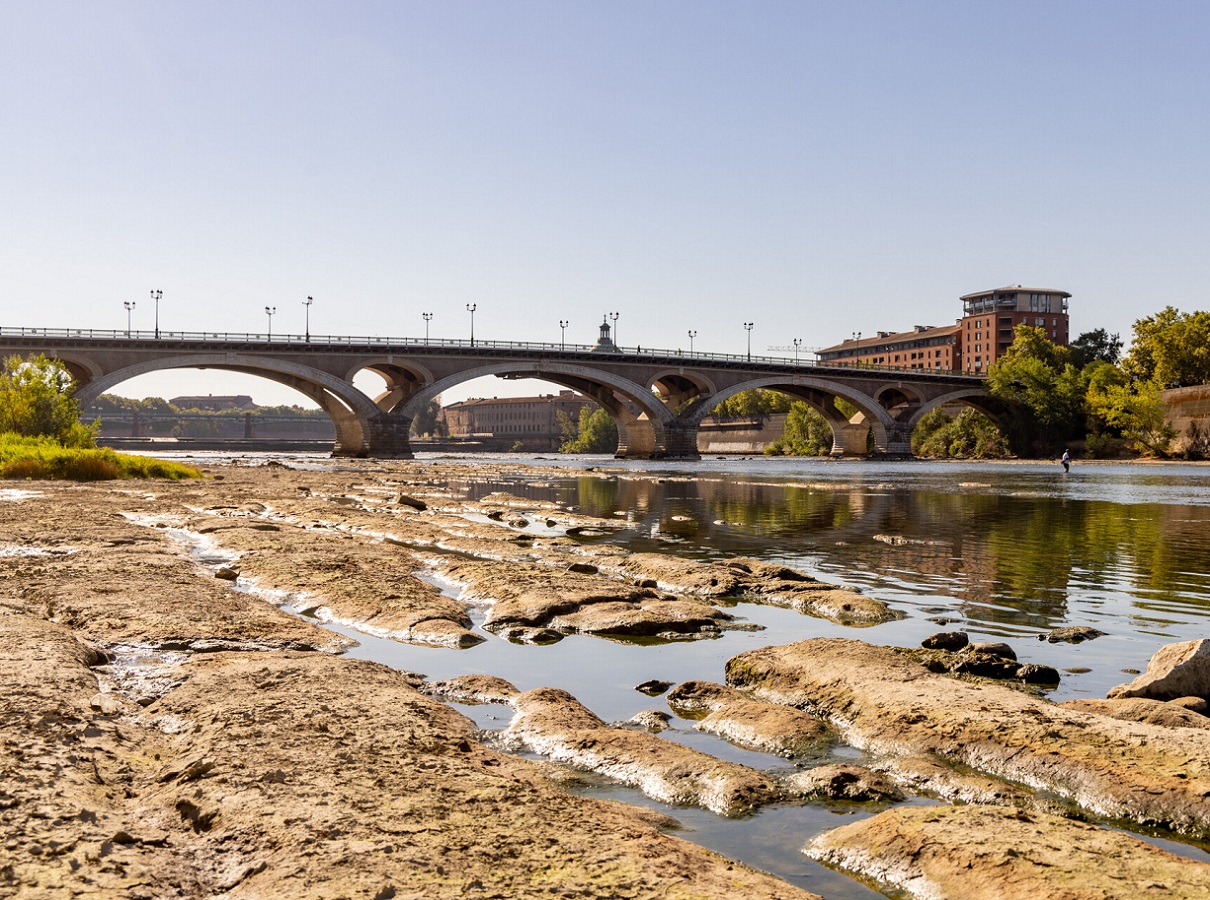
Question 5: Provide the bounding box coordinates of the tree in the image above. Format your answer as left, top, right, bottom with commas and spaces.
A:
765, 402, 833, 456
710, 389, 792, 418
410, 399, 442, 437
912, 408, 1009, 459
1124, 306, 1210, 387
1087, 377, 1176, 457
0, 355, 96, 447
559, 406, 618, 453
1069, 329, 1123, 367
987, 326, 1087, 454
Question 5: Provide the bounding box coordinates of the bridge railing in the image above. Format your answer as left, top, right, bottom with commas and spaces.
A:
0, 325, 984, 379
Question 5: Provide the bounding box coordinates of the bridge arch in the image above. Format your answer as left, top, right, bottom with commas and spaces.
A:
647, 369, 718, 415
907, 387, 1011, 432
345, 358, 435, 413
73, 354, 382, 457
396, 362, 680, 458
686, 375, 897, 456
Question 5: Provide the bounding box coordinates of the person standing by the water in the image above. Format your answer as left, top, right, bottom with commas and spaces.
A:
1061, 449, 1071, 473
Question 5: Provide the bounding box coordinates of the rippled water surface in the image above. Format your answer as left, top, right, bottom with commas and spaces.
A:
185, 453, 1210, 896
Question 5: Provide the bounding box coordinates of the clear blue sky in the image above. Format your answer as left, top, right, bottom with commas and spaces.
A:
3, 1, 1208, 405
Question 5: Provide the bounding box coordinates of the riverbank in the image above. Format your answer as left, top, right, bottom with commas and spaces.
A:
3, 457, 1209, 898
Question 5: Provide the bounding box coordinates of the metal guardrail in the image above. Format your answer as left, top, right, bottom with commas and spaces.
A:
0, 325, 985, 380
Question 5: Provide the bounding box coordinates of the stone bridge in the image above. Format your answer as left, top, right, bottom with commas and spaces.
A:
0, 326, 996, 459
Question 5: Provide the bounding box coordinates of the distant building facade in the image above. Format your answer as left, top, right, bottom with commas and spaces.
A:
816, 285, 1071, 374
169, 394, 256, 411
441, 390, 596, 450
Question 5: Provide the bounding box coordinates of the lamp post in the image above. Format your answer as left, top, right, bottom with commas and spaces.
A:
608, 311, 619, 349
466, 303, 477, 346
303, 296, 313, 342
124, 301, 136, 337
793, 338, 802, 365
744, 322, 753, 361
422, 312, 433, 341
150, 289, 162, 338
559, 320, 568, 350
688, 330, 697, 353
265, 306, 276, 339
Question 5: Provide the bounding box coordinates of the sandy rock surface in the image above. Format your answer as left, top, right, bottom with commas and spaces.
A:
0, 467, 827, 900
504, 687, 783, 816
807, 805, 1210, 900
727, 638, 1210, 837
667, 680, 833, 757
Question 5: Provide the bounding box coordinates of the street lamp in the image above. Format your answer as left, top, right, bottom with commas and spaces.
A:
466, 303, 477, 346
303, 296, 313, 342
793, 338, 802, 365
124, 301, 136, 337
265, 306, 276, 339
150, 289, 162, 338
422, 312, 433, 341
688, 329, 697, 353
559, 319, 568, 350
608, 311, 619, 348
744, 322, 753, 361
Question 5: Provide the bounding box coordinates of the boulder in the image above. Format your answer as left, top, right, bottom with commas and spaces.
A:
1040, 625, 1106, 643
922, 631, 968, 651
1109, 639, 1210, 702
806, 805, 1210, 900
786, 764, 904, 802
966, 641, 1017, 660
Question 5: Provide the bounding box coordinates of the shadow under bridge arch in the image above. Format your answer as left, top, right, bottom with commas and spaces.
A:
397, 362, 686, 458
73, 353, 383, 457
685, 375, 903, 457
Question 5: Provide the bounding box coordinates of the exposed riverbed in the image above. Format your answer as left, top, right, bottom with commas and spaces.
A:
4, 453, 1209, 899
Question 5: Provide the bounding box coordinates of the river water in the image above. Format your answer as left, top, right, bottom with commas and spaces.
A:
179, 452, 1210, 897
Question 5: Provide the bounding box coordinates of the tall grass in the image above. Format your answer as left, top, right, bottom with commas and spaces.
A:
0, 434, 202, 481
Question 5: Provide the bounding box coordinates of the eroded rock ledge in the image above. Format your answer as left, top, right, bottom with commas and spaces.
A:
727, 638, 1210, 838
807, 805, 1210, 900
504, 686, 783, 816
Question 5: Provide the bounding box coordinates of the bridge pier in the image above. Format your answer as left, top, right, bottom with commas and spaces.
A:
876, 422, 914, 459
831, 421, 872, 457
655, 420, 702, 460
353, 413, 414, 459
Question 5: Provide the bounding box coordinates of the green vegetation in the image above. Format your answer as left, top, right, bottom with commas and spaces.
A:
0, 355, 201, 480
558, 406, 618, 453
765, 403, 833, 456
0, 434, 201, 481
710, 389, 792, 418
912, 408, 1010, 459
0, 355, 97, 447
984, 307, 1210, 458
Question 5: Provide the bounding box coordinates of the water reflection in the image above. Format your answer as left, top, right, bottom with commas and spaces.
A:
461, 460, 1210, 665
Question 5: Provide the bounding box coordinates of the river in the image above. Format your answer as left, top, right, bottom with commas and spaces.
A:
173, 452, 1210, 897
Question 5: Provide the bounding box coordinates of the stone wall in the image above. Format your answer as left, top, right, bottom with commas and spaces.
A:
697, 413, 786, 454
1164, 386, 1210, 455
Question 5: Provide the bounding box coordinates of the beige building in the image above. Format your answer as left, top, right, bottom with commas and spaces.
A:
817, 285, 1071, 374
441, 390, 596, 450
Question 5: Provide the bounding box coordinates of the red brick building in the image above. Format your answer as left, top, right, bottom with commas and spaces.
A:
816, 285, 1071, 374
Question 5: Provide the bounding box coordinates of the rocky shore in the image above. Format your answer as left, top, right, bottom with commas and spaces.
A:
3, 458, 1210, 899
